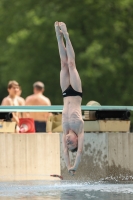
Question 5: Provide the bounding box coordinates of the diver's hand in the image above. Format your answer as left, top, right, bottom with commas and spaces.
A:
68, 166, 76, 176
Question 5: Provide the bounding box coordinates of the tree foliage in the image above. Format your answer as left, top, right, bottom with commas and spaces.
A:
0, 0, 133, 106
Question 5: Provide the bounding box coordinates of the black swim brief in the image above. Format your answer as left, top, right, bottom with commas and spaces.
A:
62, 85, 82, 98
34, 121, 46, 133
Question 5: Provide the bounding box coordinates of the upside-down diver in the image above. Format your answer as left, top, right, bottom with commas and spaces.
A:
55, 21, 84, 175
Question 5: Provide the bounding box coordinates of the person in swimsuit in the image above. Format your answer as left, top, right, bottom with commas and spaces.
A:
17, 86, 25, 105
24, 81, 51, 132
17, 86, 25, 118
1, 80, 25, 125
55, 21, 84, 175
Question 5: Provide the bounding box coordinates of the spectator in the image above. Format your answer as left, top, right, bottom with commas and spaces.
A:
17, 86, 25, 105
24, 81, 51, 132
17, 86, 25, 118
1, 80, 24, 124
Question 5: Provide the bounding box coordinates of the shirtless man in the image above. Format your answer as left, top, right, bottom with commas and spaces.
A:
24, 81, 51, 132
17, 86, 25, 105
55, 22, 84, 175
1, 80, 25, 124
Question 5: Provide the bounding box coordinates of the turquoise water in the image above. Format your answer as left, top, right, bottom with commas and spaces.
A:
0, 180, 133, 200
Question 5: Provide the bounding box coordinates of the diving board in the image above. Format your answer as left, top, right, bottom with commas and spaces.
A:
0, 105, 133, 112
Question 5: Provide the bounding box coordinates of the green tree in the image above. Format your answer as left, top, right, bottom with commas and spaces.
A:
0, 0, 133, 106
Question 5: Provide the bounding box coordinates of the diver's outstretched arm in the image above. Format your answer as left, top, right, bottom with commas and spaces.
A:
62, 134, 71, 170
68, 130, 84, 172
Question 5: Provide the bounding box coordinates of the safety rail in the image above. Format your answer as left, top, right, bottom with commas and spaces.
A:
0, 105, 133, 112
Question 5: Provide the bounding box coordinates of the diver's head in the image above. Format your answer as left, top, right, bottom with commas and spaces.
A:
66, 130, 78, 152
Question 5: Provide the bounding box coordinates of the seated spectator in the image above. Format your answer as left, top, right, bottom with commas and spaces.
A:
24, 81, 52, 133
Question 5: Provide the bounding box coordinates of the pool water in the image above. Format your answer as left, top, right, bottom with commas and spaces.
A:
0, 180, 133, 200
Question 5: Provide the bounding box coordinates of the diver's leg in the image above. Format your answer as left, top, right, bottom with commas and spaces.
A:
59, 22, 82, 92
55, 21, 70, 92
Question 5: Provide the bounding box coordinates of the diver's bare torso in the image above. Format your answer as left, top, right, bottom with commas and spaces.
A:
62, 96, 84, 135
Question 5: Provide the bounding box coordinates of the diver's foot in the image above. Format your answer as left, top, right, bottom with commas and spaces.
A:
59, 22, 69, 39
54, 21, 63, 40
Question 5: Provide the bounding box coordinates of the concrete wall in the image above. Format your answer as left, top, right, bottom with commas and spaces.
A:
60, 132, 133, 181
60, 133, 109, 181
0, 132, 133, 181
107, 132, 133, 181
0, 133, 60, 181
